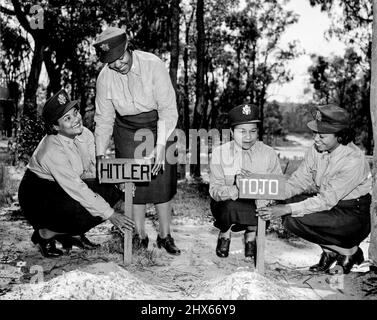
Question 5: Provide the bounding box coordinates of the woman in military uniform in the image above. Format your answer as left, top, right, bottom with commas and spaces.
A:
257, 104, 371, 274
209, 104, 282, 259
18, 89, 134, 258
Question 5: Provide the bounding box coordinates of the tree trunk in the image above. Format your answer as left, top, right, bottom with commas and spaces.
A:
369, 0, 377, 268
169, 0, 180, 96
258, 87, 267, 141
183, 9, 195, 150
168, 0, 185, 179
23, 39, 45, 118
43, 47, 64, 99
191, 0, 205, 177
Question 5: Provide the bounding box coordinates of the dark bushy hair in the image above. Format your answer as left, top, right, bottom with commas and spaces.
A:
44, 120, 58, 135
335, 127, 355, 145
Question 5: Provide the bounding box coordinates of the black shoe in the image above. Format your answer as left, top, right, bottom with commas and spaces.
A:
157, 234, 181, 255
55, 234, 84, 251
245, 239, 256, 258
31, 230, 63, 258
370, 265, 377, 273
216, 237, 230, 258
132, 234, 149, 251
80, 234, 101, 250
309, 251, 338, 272
336, 247, 364, 274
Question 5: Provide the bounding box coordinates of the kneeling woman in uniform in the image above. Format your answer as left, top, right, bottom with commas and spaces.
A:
209, 104, 282, 259
18, 89, 134, 258
257, 104, 371, 274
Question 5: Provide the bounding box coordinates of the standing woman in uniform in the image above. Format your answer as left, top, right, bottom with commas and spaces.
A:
93, 27, 180, 255
257, 104, 371, 274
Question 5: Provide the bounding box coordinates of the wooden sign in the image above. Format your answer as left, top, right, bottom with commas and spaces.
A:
98, 158, 152, 183
98, 158, 152, 265
238, 173, 286, 200
238, 173, 286, 276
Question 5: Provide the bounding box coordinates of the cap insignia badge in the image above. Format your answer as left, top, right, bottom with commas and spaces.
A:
100, 43, 110, 52
315, 110, 322, 121
242, 105, 251, 115
57, 94, 67, 105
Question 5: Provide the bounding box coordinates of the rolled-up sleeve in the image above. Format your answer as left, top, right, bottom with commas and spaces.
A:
43, 150, 114, 220
152, 60, 178, 145
289, 156, 365, 217
94, 72, 116, 156
209, 148, 238, 201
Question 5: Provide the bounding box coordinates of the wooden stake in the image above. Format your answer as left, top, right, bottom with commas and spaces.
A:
123, 182, 134, 265
256, 217, 266, 275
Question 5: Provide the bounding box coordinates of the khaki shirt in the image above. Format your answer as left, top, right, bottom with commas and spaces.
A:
94, 50, 178, 156
27, 127, 114, 220
209, 141, 282, 208
286, 143, 372, 217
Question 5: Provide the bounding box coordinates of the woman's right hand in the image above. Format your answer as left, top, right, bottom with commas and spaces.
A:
109, 211, 135, 231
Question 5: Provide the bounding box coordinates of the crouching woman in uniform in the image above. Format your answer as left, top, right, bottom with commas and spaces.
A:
209, 104, 282, 259
18, 89, 134, 258
257, 104, 371, 274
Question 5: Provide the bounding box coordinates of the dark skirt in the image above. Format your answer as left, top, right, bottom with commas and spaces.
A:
283, 193, 371, 248
113, 110, 177, 204
18, 169, 122, 235
210, 198, 258, 232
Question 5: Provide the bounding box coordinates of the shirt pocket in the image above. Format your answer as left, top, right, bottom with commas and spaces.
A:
133, 77, 155, 108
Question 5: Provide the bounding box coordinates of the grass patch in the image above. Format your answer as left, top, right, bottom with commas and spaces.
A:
0, 188, 14, 206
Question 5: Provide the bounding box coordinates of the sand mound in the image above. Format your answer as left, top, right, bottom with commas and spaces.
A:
196, 271, 309, 300
1, 262, 178, 300
1, 262, 309, 300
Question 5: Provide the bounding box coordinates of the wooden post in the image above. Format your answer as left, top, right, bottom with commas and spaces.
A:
369, 0, 377, 268
97, 158, 151, 266
238, 173, 286, 275
123, 182, 134, 265
256, 218, 266, 274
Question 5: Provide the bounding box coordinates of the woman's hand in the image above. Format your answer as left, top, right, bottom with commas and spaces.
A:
146, 144, 165, 176
235, 169, 253, 190
256, 204, 292, 221
109, 211, 135, 231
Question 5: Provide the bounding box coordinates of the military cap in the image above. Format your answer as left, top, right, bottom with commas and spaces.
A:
42, 89, 78, 124
307, 104, 350, 133
229, 104, 260, 127
93, 27, 128, 63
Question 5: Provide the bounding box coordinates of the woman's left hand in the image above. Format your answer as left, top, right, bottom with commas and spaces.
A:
256, 204, 292, 221
148, 144, 165, 175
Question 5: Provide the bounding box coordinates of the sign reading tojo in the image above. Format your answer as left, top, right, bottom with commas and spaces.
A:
238, 173, 286, 200
98, 158, 152, 183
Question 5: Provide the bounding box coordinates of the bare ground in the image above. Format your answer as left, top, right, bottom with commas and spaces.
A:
0, 179, 377, 300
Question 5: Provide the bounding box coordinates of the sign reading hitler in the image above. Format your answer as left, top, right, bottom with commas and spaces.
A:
98, 158, 152, 183
238, 173, 286, 200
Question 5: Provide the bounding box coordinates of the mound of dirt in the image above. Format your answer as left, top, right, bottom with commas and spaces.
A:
1, 262, 179, 300
196, 271, 309, 300
1, 262, 309, 300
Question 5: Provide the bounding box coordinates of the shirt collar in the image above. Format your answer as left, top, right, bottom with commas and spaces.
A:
57, 133, 81, 146
328, 143, 345, 159
129, 51, 141, 76
231, 140, 260, 155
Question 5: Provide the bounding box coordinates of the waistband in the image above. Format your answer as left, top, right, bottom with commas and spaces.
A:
115, 110, 158, 131
338, 193, 371, 207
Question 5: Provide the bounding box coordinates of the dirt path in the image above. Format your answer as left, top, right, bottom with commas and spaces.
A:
0, 181, 376, 300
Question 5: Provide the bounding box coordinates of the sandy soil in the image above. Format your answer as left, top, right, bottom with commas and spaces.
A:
0, 180, 376, 300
